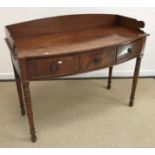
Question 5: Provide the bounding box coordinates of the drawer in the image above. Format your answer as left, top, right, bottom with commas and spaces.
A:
116, 39, 143, 64
27, 55, 77, 79
79, 47, 116, 71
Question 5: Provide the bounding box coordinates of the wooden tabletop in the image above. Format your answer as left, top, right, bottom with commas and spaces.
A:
6, 14, 148, 59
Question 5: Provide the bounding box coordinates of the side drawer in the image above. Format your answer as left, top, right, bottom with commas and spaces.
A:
116, 39, 143, 64
79, 47, 116, 72
27, 55, 77, 79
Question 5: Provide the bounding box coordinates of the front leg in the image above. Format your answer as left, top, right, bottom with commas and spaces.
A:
22, 81, 37, 142
13, 66, 25, 116
107, 66, 113, 89
129, 56, 142, 107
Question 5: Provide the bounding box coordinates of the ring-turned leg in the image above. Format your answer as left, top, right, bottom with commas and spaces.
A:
13, 66, 25, 116
129, 56, 142, 107
107, 66, 113, 89
22, 81, 37, 142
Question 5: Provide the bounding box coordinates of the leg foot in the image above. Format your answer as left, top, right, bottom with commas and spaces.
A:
129, 100, 134, 107
21, 109, 26, 116
107, 84, 111, 90
31, 134, 37, 143
107, 85, 111, 90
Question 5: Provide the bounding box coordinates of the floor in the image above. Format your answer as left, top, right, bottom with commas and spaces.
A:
0, 78, 155, 148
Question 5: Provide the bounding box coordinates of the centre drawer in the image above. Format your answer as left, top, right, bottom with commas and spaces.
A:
79, 47, 116, 72
27, 55, 77, 79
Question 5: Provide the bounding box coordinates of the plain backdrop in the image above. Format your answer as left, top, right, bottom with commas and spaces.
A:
0, 7, 155, 79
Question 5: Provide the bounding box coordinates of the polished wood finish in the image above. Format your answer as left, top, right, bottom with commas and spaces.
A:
116, 39, 144, 64
79, 47, 116, 71
27, 55, 77, 79
5, 14, 149, 142
6, 14, 147, 59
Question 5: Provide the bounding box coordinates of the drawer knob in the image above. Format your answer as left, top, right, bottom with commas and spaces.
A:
94, 56, 102, 64
128, 48, 134, 54
50, 64, 57, 72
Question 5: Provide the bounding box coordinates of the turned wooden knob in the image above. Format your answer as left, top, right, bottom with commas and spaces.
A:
50, 64, 57, 72
128, 48, 134, 54
94, 56, 102, 64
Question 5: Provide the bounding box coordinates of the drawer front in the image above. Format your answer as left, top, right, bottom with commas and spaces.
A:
116, 39, 143, 64
27, 55, 77, 79
79, 47, 116, 71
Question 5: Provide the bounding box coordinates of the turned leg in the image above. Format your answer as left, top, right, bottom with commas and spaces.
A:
107, 66, 113, 89
13, 66, 25, 116
129, 56, 142, 107
22, 81, 37, 142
